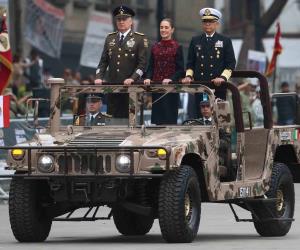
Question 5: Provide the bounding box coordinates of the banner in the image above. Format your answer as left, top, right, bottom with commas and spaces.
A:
24, 0, 65, 58
0, 95, 9, 128
80, 11, 113, 68
0, 7, 12, 94
247, 50, 267, 74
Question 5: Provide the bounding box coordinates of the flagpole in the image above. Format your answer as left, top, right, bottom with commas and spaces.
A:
272, 56, 278, 93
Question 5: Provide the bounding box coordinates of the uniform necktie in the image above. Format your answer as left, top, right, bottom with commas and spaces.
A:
119, 34, 124, 45
207, 37, 212, 43
205, 119, 211, 125
90, 116, 95, 125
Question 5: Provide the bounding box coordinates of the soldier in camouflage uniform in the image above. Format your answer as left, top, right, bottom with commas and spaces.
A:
94, 5, 148, 118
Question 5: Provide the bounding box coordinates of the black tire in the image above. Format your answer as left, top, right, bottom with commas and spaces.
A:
113, 206, 154, 235
9, 178, 52, 242
158, 165, 201, 243
252, 162, 295, 236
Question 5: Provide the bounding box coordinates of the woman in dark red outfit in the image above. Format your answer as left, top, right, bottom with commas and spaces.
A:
144, 18, 184, 125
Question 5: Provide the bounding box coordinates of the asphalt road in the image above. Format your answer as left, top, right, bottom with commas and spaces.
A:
0, 184, 300, 250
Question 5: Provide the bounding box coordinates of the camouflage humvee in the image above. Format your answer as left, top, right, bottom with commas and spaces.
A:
0, 71, 298, 243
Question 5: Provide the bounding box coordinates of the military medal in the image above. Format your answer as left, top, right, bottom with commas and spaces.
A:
127, 39, 135, 48
215, 40, 223, 48
109, 39, 116, 46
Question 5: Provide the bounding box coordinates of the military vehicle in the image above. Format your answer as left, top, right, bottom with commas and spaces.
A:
0, 71, 298, 243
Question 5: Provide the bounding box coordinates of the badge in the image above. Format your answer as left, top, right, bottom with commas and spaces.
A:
144, 38, 149, 48
204, 9, 211, 16
127, 39, 135, 48
109, 39, 116, 46
215, 40, 223, 48
0, 33, 10, 52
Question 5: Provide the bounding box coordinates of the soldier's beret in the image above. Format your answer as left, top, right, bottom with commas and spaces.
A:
87, 93, 102, 102
113, 5, 135, 18
199, 7, 222, 21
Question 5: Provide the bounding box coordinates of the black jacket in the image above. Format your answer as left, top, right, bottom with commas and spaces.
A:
186, 32, 236, 82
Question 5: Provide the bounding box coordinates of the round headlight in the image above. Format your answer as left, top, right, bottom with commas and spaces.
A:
115, 155, 131, 173
37, 155, 55, 173
11, 149, 25, 161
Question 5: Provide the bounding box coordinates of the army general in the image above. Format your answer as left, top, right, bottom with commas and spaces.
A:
182, 7, 236, 101
94, 5, 148, 118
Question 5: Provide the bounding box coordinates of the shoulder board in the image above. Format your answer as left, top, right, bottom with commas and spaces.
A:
100, 113, 112, 118
108, 31, 118, 36
77, 114, 86, 117
134, 32, 144, 36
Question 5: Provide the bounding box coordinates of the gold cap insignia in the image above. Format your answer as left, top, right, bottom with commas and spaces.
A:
204, 9, 211, 16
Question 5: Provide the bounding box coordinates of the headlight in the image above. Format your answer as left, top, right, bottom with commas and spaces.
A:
37, 155, 55, 173
115, 155, 131, 173
157, 148, 167, 160
11, 149, 25, 161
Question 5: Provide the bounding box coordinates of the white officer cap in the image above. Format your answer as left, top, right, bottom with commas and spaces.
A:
199, 7, 222, 21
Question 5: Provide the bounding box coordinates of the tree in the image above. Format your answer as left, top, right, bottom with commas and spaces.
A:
235, 0, 288, 70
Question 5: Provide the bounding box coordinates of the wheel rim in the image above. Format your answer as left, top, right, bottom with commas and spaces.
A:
276, 189, 285, 215
185, 187, 196, 224
185, 193, 191, 218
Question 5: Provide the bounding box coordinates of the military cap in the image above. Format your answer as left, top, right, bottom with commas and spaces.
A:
113, 5, 135, 18
87, 93, 102, 102
200, 93, 210, 106
199, 7, 222, 21
200, 100, 210, 107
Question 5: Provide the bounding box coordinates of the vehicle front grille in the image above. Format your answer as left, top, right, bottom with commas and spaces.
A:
57, 153, 113, 174
69, 134, 125, 147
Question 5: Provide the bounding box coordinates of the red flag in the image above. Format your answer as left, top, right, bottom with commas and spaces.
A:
0, 12, 12, 94
265, 22, 282, 77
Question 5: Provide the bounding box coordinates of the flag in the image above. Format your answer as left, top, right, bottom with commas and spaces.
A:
265, 22, 282, 77
0, 95, 10, 128
0, 11, 12, 95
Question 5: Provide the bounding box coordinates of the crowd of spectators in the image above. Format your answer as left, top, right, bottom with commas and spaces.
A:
8, 49, 96, 118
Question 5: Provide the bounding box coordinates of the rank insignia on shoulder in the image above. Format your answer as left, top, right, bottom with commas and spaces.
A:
108, 31, 117, 36
215, 40, 223, 48
134, 31, 144, 36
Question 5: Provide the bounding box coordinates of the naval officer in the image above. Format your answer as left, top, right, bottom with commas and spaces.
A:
182, 7, 236, 101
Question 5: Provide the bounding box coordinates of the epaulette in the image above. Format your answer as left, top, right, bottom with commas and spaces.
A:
100, 113, 112, 118
134, 31, 144, 36
108, 31, 118, 36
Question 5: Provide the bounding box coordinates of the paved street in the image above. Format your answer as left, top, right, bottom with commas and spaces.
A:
0, 184, 299, 250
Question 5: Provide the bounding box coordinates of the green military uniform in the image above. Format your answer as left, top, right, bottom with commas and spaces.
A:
74, 112, 111, 126
96, 31, 148, 118
96, 31, 148, 83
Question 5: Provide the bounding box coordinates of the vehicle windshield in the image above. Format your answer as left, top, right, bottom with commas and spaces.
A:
59, 85, 215, 127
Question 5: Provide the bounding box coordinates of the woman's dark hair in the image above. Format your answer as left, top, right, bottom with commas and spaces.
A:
161, 18, 174, 28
